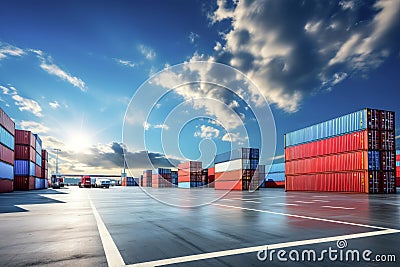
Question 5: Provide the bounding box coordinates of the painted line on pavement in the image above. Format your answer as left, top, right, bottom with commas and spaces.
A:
294, 201, 315, 204
126, 229, 400, 267
89, 199, 125, 267
275, 203, 299, 206
322, 205, 355, 210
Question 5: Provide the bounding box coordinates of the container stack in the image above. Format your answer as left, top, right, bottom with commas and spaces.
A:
396, 150, 400, 187
178, 161, 203, 188
41, 150, 49, 188
140, 175, 143, 186
285, 108, 396, 194
0, 108, 15, 193
152, 168, 172, 188
14, 130, 36, 190
207, 167, 215, 188
201, 169, 208, 185
171, 170, 178, 186
214, 148, 263, 190
142, 170, 152, 187
122, 177, 135, 186
264, 163, 285, 188
33, 134, 45, 189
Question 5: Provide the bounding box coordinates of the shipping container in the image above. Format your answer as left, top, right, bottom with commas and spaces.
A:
268, 163, 285, 173
36, 152, 41, 167
0, 161, 14, 180
214, 148, 259, 164
14, 176, 35, 190
215, 158, 260, 173
14, 144, 36, 162
35, 178, 46, 189
33, 133, 42, 153
178, 182, 204, 188
0, 125, 15, 150
0, 143, 14, 165
14, 160, 36, 176
266, 172, 285, 182
0, 178, 13, 193
215, 180, 247, 190
0, 108, 16, 136
264, 181, 285, 188
15, 130, 36, 148
35, 164, 42, 178
284, 109, 394, 147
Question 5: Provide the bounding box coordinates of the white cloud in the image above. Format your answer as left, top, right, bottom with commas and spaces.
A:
143, 121, 151, 131
304, 21, 322, 33
396, 135, 400, 139
0, 85, 17, 95
139, 45, 156, 60
153, 124, 169, 130
12, 94, 43, 117
20, 120, 49, 133
194, 125, 220, 139
339, 1, 354, 10
0, 44, 25, 60
49, 100, 60, 109
221, 132, 241, 142
189, 32, 199, 44
40, 60, 87, 91
114, 58, 136, 68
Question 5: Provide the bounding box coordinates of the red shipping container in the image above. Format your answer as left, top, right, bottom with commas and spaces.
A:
285, 130, 368, 162
380, 131, 395, 151
215, 169, 242, 181
0, 178, 13, 193
0, 143, 14, 165
41, 149, 48, 161
265, 181, 285, 188
380, 151, 395, 171
15, 130, 36, 148
285, 171, 368, 193
366, 109, 380, 130
14, 144, 36, 162
396, 155, 400, 161
208, 167, 215, 175
14, 176, 35, 190
35, 164, 42, 178
379, 110, 394, 131
367, 130, 380, 150
215, 180, 243, 190
0, 108, 15, 136
286, 151, 368, 175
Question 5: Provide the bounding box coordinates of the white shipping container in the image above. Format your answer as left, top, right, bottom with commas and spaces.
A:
215, 159, 242, 173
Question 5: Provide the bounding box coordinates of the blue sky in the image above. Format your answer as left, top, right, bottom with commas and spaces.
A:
0, 0, 399, 176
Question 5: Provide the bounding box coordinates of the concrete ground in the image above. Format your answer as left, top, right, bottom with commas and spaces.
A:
0, 186, 399, 266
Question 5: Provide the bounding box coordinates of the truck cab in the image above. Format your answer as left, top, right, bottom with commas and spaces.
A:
79, 176, 92, 188
95, 178, 111, 188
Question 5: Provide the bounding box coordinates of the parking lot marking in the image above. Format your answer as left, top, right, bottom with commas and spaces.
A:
214, 204, 388, 230
294, 201, 315, 204
89, 199, 125, 267
245, 200, 261, 204
125, 229, 400, 267
275, 203, 299, 206
322, 205, 355, 210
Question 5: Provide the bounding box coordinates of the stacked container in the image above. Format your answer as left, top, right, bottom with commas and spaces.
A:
171, 171, 178, 186
207, 167, 215, 188
122, 177, 135, 186
201, 169, 208, 185
264, 163, 285, 188
214, 148, 263, 190
285, 108, 396, 194
178, 161, 203, 188
396, 150, 400, 187
142, 170, 152, 187
152, 168, 172, 188
41, 150, 49, 188
33, 134, 45, 189
0, 108, 15, 193
14, 130, 36, 190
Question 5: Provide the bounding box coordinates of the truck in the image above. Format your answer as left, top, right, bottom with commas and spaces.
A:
79, 176, 92, 188
95, 178, 111, 188
51, 175, 64, 189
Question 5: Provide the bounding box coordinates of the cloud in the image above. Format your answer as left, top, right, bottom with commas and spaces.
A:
221, 132, 241, 142
39, 59, 87, 91
189, 32, 200, 44
208, 0, 400, 113
0, 85, 17, 95
194, 125, 220, 138
139, 45, 156, 60
49, 100, 60, 109
2, 85, 42, 117
0, 43, 25, 60
20, 120, 49, 133
143, 122, 169, 131
114, 58, 136, 68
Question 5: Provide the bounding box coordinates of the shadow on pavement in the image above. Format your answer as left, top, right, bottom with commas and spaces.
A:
0, 189, 67, 214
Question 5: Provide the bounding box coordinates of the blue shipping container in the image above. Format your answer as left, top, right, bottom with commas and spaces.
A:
35, 178, 45, 189
0, 125, 15, 150
178, 182, 204, 188
268, 163, 285, 173
368, 151, 380, 171
152, 168, 172, 175
36, 152, 42, 167
285, 109, 367, 147
215, 148, 260, 164
14, 160, 36, 176
266, 172, 285, 182
33, 134, 42, 152
0, 161, 14, 180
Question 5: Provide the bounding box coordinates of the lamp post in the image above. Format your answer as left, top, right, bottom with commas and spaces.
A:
53, 148, 61, 177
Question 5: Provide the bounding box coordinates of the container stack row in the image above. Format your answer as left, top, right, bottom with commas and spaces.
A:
33, 134, 46, 189
396, 150, 400, 187
178, 161, 203, 188
142, 170, 152, 187
122, 177, 136, 186
263, 163, 285, 188
152, 168, 172, 188
41, 150, 49, 187
14, 130, 37, 190
207, 167, 215, 188
0, 108, 15, 193
214, 148, 264, 190
284, 108, 396, 194
171, 171, 178, 186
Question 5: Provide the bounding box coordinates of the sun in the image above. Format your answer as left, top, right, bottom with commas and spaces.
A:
66, 130, 92, 154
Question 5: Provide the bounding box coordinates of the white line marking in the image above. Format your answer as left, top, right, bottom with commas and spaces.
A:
294, 201, 315, 204
89, 199, 125, 267
312, 200, 330, 203
275, 203, 299, 206
245, 200, 261, 204
322, 206, 355, 210
214, 204, 387, 230
125, 229, 400, 267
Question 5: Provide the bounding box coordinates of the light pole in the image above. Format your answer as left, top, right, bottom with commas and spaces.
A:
53, 148, 61, 177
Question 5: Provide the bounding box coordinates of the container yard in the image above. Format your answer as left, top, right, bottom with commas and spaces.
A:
0, 108, 15, 193
285, 108, 396, 194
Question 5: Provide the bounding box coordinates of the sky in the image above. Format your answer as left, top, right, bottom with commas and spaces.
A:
0, 0, 399, 177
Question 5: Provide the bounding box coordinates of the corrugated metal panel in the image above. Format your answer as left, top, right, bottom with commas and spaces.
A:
215, 169, 242, 181
0, 143, 14, 165
0, 178, 13, 193
215, 159, 242, 173
35, 165, 41, 178
33, 134, 42, 153
15, 130, 36, 148
0, 161, 14, 180
269, 163, 285, 173
215, 148, 259, 164
380, 131, 395, 150
0, 108, 16, 136
215, 180, 244, 190
152, 168, 172, 175
381, 151, 395, 171
36, 152, 41, 166
367, 151, 380, 170
266, 172, 285, 182
14, 144, 36, 162
14, 160, 35, 176
0, 125, 15, 150
35, 178, 45, 189
13, 176, 35, 191
285, 151, 368, 175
